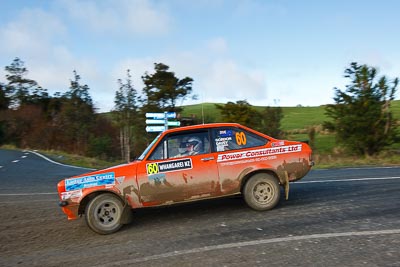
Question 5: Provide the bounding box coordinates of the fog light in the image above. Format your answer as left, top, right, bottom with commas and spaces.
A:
59, 201, 68, 207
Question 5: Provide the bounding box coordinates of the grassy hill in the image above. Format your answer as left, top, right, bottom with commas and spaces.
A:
180, 100, 400, 167
181, 100, 400, 132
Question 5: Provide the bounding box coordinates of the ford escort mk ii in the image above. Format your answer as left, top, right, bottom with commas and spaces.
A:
57, 123, 313, 234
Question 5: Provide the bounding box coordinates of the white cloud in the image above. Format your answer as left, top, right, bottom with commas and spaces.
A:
112, 58, 155, 90
0, 8, 66, 56
59, 0, 172, 35
108, 38, 269, 110
206, 37, 228, 54
201, 60, 266, 103
0, 5, 106, 105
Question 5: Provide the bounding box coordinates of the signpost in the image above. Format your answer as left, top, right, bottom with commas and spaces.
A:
145, 112, 180, 132
146, 119, 181, 126
167, 121, 181, 126
145, 112, 176, 119
146, 126, 166, 132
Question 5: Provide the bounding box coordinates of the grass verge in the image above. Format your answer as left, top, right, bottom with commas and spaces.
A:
312, 152, 400, 169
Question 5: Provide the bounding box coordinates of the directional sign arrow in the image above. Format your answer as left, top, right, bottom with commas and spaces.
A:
146, 126, 166, 132
145, 112, 176, 119
167, 121, 181, 126
146, 119, 165, 125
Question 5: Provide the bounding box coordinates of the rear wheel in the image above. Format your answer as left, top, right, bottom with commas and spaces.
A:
243, 173, 280, 211
85, 193, 124, 234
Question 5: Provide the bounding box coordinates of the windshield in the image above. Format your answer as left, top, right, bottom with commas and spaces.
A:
137, 133, 162, 160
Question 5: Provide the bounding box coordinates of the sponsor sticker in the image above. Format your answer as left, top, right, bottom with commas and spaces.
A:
219, 129, 233, 137
271, 140, 285, 147
148, 173, 167, 184
215, 136, 232, 151
61, 189, 82, 200
217, 144, 302, 162
65, 172, 115, 191
146, 158, 192, 175
115, 176, 126, 184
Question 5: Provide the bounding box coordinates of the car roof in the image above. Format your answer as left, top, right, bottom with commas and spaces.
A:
164, 123, 242, 134
162, 122, 274, 140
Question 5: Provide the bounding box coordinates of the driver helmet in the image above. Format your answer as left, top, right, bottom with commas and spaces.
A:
178, 138, 188, 154
186, 136, 203, 153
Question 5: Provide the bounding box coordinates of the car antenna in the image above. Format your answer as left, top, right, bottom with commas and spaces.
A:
201, 102, 205, 124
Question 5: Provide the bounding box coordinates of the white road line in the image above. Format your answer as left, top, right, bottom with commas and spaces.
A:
0, 192, 57, 196
21, 155, 27, 158
340, 166, 399, 170
101, 229, 400, 265
1, 199, 57, 204
297, 176, 400, 184
1, 176, 399, 197
26, 150, 95, 170
12, 160, 19, 163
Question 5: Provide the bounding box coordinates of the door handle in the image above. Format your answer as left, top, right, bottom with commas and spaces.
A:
201, 157, 215, 162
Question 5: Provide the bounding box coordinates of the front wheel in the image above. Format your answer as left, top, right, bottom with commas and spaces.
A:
243, 173, 280, 211
85, 193, 124, 234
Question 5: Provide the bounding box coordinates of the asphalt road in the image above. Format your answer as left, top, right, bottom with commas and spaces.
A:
0, 148, 399, 267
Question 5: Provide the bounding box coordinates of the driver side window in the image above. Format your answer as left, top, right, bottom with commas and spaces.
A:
148, 130, 210, 160
168, 131, 209, 158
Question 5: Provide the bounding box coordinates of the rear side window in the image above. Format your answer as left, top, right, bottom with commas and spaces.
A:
212, 127, 267, 152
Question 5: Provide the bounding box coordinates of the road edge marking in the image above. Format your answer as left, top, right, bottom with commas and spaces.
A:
297, 176, 400, 184
26, 150, 95, 170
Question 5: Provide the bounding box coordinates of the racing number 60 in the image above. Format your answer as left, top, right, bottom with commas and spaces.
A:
147, 163, 159, 175
235, 132, 247, 146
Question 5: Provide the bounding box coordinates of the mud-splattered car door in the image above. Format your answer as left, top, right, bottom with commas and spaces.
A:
211, 127, 271, 194
136, 129, 221, 205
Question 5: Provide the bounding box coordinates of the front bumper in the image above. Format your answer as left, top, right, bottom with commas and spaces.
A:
58, 202, 80, 220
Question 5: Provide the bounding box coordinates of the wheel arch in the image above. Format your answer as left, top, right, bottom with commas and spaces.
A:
240, 169, 280, 194
79, 190, 133, 224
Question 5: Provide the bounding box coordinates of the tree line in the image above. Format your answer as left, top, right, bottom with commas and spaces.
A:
0, 58, 286, 162
0, 58, 398, 162
0, 58, 200, 161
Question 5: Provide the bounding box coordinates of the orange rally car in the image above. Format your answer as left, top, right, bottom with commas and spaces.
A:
57, 123, 313, 234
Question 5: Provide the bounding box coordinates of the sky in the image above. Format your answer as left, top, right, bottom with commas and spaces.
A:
1, 0, 399, 112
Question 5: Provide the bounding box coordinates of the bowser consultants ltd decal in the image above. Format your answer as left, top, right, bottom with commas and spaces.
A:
65, 172, 115, 191
217, 144, 302, 162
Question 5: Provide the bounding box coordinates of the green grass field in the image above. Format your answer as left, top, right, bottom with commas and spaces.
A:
180, 100, 400, 166
182, 100, 400, 132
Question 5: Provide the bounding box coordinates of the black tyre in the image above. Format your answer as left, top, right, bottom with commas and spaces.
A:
243, 173, 280, 211
85, 193, 124, 234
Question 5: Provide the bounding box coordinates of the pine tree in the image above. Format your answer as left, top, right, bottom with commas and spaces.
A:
141, 63, 194, 113
324, 62, 398, 156
60, 70, 95, 154
114, 69, 139, 162
4, 57, 45, 107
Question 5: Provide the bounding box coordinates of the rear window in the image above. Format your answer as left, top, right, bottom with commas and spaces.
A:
212, 127, 267, 152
